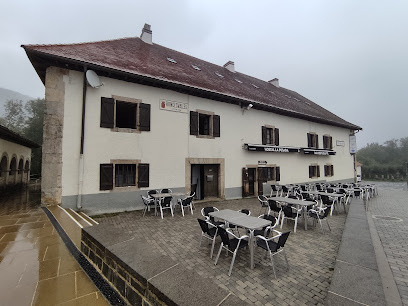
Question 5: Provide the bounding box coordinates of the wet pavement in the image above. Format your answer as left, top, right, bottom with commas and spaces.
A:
0, 189, 108, 306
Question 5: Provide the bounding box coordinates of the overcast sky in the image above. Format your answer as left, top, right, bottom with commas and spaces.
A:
1, 0, 407, 148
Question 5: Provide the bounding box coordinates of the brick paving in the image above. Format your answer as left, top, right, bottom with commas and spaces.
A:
368, 182, 408, 306
95, 197, 347, 305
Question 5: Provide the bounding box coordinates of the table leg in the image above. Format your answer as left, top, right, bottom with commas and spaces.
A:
303, 207, 308, 230
249, 229, 254, 269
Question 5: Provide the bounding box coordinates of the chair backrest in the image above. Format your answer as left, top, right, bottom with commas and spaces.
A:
202, 206, 215, 217
259, 214, 276, 227
271, 185, 278, 191
239, 209, 250, 216
141, 195, 150, 205
181, 196, 193, 206
282, 186, 289, 192
268, 199, 280, 212
300, 185, 306, 191
197, 218, 209, 234
217, 227, 231, 247
326, 188, 334, 193
258, 195, 268, 204
277, 231, 291, 249
321, 206, 330, 218
288, 195, 298, 200
354, 190, 361, 196
320, 195, 331, 205
161, 196, 172, 207
282, 206, 295, 217
189, 191, 196, 198
301, 192, 312, 201
316, 184, 322, 191
160, 188, 172, 194
147, 190, 157, 198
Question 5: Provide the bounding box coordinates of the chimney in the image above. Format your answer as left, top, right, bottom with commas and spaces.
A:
140, 23, 152, 44
268, 78, 279, 87
223, 61, 235, 73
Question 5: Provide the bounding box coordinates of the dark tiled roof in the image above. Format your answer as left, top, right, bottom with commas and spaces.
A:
0, 124, 40, 148
22, 37, 361, 130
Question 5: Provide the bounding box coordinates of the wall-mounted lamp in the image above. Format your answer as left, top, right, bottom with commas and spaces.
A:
241, 103, 253, 114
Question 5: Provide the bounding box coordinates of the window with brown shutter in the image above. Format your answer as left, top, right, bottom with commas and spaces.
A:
100, 164, 114, 190
190, 111, 220, 138
323, 135, 333, 150
262, 126, 279, 145
324, 164, 334, 177
100, 96, 150, 133
138, 163, 149, 188
309, 165, 320, 178
139, 103, 151, 131
307, 133, 319, 148
100, 98, 114, 128
190, 111, 198, 135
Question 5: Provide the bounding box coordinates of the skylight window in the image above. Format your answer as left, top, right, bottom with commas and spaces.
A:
192, 65, 201, 71
167, 57, 177, 64
269, 91, 276, 95
215, 72, 224, 78
294, 98, 300, 102
251, 84, 259, 89
235, 78, 243, 84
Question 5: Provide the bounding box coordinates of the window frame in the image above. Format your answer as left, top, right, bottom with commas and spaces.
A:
100, 159, 150, 191
307, 133, 319, 148
262, 125, 279, 146
264, 165, 281, 181
190, 109, 220, 138
324, 164, 334, 177
308, 164, 320, 179
323, 135, 333, 150
100, 95, 150, 133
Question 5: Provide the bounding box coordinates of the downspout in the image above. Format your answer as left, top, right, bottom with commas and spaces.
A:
77, 66, 88, 210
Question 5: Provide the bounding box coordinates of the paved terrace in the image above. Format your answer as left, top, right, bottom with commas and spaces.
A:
95, 197, 347, 306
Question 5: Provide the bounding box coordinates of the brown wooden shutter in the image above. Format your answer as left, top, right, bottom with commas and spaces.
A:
316, 136, 319, 149
317, 165, 320, 177
276, 167, 281, 181
100, 98, 114, 128
100, 164, 113, 190
274, 128, 279, 146
190, 111, 198, 135
139, 103, 150, 131
309, 166, 313, 178
307, 133, 312, 147
138, 163, 149, 188
331, 165, 334, 176
329, 137, 333, 150
323, 136, 327, 149
262, 126, 267, 145
324, 165, 328, 176
242, 168, 249, 197
213, 115, 220, 137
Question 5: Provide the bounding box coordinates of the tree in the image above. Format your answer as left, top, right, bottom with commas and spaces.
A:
4, 99, 26, 134
23, 98, 45, 176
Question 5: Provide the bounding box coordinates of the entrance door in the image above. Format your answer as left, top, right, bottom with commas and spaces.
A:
203, 164, 218, 198
248, 168, 255, 196
257, 167, 267, 195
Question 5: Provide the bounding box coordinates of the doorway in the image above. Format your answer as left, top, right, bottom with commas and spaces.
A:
191, 164, 219, 200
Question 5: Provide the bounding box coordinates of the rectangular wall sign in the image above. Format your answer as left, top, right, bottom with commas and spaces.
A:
160, 99, 189, 113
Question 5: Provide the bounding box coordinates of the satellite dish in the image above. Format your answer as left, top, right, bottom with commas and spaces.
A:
86, 70, 103, 88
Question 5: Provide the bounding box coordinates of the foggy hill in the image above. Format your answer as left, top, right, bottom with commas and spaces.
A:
0, 87, 34, 117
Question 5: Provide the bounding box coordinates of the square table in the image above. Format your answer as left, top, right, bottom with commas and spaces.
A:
268, 197, 316, 230
209, 209, 271, 269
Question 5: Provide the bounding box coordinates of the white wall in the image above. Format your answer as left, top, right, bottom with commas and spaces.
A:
61, 70, 355, 197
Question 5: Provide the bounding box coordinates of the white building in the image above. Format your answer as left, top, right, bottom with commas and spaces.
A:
23, 24, 361, 214
0, 124, 38, 188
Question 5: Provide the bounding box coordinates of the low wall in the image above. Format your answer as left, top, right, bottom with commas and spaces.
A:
81, 224, 247, 306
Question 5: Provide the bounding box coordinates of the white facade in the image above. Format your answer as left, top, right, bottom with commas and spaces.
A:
57, 69, 355, 214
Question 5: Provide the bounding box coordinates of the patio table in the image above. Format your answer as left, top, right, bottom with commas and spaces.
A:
150, 192, 187, 216
268, 197, 315, 230
209, 209, 271, 269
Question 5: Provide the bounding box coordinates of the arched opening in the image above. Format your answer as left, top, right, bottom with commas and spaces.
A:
0, 155, 8, 177
18, 158, 24, 174
10, 157, 17, 176
25, 160, 30, 172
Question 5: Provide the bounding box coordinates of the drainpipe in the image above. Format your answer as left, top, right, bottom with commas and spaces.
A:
76, 66, 88, 210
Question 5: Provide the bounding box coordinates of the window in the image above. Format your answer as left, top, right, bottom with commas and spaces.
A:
265, 166, 281, 181
100, 162, 149, 191
308, 165, 320, 178
190, 111, 220, 138
307, 133, 319, 148
115, 164, 136, 187
100, 97, 150, 132
324, 165, 334, 177
262, 126, 279, 145
323, 135, 333, 150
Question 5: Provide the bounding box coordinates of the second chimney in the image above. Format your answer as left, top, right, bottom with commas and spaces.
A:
268, 78, 279, 87
140, 23, 152, 44
223, 61, 235, 73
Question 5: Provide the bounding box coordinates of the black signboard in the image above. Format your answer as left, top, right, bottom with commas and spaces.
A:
243, 144, 300, 153
302, 148, 336, 156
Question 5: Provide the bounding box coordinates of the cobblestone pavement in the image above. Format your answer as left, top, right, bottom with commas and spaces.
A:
95, 197, 347, 305
368, 181, 408, 306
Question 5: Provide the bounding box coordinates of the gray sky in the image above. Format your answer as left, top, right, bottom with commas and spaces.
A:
1, 0, 407, 148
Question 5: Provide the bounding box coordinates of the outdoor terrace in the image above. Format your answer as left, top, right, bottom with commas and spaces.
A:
90, 197, 347, 305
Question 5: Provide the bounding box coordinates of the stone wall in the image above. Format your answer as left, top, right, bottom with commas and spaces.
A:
41, 67, 67, 205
